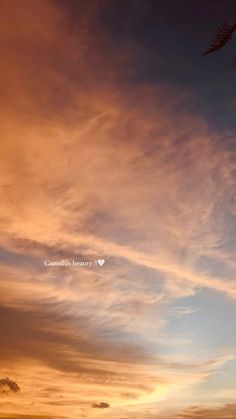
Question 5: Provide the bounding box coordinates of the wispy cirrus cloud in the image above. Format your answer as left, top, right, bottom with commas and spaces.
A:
173, 403, 236, 419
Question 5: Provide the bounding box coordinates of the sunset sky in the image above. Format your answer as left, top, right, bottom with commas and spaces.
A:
0, 1, 236, 418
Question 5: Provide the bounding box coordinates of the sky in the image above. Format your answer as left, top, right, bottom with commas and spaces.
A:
0, 0, 236, 418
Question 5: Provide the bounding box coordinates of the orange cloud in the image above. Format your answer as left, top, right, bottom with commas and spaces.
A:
173, 404, 236, 419
0, 1, 236, 418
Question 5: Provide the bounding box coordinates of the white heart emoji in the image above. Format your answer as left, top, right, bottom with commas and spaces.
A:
97, 259, 105, 266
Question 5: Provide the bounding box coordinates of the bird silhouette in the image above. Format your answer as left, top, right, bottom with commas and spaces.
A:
204, 21, 236, 66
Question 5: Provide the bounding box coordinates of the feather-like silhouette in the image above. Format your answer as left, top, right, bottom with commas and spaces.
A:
204, 21, 236, 64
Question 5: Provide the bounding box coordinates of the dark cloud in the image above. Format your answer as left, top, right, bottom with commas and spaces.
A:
0, 377, 20, 394
92, 401, 110, 409
0, 303, 151, 389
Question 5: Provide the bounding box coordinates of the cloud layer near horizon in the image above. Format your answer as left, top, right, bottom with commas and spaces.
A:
0, 1, 236, 418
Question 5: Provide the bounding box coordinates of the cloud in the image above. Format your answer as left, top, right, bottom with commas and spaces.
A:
1, 300, 233, 417
0, 1, 236, 418
92, 401, 110, 409
173, 404, 236, 419
0, 416, 61, 419
0, 378, 20, 394
0, 303, 150, 365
